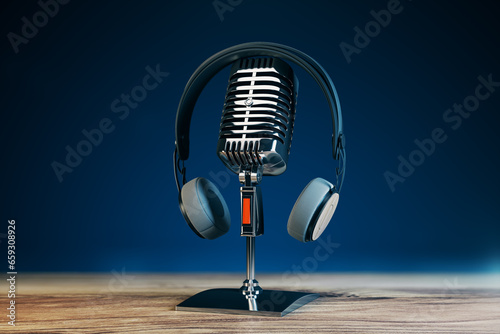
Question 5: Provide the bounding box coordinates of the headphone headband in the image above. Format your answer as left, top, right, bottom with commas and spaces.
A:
175, 42, 344, 161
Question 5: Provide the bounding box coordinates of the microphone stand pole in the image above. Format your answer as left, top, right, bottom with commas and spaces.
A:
238, 166, 263, 311
242, 236, 259, 310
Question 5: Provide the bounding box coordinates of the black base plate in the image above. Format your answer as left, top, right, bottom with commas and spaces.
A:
175, 288, 319, 317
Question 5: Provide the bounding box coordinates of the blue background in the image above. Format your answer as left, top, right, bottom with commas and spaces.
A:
2, 0, 499, 273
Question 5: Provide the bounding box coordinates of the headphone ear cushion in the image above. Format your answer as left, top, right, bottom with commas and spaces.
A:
179, 177, 231, 240
287, 178, 339, 243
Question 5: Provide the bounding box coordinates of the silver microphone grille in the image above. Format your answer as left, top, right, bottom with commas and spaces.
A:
216, 57, 298, 176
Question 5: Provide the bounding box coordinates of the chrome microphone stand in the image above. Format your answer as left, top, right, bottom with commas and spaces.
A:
175, 166, 318, 316
238, 167, 264, 311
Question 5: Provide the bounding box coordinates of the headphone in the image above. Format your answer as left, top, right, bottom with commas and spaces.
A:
174, 42, 345, 243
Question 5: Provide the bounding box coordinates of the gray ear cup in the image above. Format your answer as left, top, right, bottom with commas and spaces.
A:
287, 178, 339, 243
179, 177, 231, 240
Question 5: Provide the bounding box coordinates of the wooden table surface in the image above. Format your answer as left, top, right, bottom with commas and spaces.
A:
2, 273, 499, 333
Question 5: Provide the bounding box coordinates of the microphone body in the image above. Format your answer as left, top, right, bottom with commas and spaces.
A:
216, 57, 298, 176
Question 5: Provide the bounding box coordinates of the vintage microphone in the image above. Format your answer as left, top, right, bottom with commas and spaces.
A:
217, 57, 299, 310
216, 57, 298, 176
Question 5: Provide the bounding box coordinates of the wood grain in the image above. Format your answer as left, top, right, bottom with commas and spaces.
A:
1, 273, 499, 333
